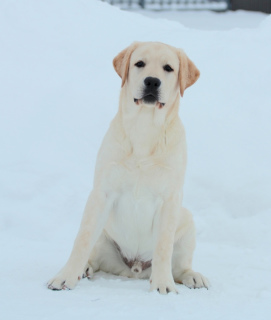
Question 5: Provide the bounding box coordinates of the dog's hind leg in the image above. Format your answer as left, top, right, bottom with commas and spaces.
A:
172, 208, 209, 289
87, 231, 134, 278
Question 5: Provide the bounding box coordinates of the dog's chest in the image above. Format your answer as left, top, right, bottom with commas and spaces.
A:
104, 157, 167, 260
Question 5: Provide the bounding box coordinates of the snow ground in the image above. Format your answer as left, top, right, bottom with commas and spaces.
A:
0, 0, 271, 319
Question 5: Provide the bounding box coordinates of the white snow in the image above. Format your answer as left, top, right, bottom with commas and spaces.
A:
0, 0, 271, 319
134, 8, 267, 30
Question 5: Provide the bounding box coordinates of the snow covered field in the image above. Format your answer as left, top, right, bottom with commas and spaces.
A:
1, 0, 271, 319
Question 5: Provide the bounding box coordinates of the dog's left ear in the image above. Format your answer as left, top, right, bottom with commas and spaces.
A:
178, 50, 200, 97
113, 42, 140, 87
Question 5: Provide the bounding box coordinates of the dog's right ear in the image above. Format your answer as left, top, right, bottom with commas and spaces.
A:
113, 42, 140, 87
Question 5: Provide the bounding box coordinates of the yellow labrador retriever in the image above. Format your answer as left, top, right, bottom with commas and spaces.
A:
47, 42, 209, 294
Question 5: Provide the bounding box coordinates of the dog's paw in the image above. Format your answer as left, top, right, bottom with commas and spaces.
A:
82, 264, 93, 280
178, 270, 209, 289
150, 274, 178, 295
47, 266, 85, 290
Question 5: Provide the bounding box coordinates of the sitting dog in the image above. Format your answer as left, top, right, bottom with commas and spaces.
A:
47, 42, 209, 294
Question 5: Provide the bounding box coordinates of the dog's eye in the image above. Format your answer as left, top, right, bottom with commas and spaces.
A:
163, 64, 174, 72
135, 61, 145, 68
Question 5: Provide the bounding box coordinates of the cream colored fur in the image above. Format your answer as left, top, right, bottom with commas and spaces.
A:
47, 42, 208, 294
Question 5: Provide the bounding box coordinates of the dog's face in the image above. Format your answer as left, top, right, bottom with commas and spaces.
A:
113, 42, 200, 109
129, 43, 180, 108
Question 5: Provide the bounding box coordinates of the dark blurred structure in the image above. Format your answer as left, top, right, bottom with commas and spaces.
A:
101, 1, 229, 11
102, 0, 271, 13
229, 0, 271, 13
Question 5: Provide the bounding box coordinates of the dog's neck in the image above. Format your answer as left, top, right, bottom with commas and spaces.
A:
118, 89, 180, 158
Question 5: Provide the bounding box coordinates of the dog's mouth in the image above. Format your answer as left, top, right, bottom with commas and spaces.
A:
134, 95, 165, 109
142, 93, 157, 104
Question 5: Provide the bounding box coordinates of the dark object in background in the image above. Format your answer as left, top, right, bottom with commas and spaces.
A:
230, 0, 271, 13
103, 0, 271, 13
102, 1, 229, 11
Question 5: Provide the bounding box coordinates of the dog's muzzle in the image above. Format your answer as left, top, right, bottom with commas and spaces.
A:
134, 76, 165, 108
143, 76, 161, 103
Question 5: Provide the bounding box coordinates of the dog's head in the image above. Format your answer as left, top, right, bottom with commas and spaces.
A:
113, 42, 200, 109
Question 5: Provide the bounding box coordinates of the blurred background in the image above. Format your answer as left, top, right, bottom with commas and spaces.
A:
101, 0, 271, 13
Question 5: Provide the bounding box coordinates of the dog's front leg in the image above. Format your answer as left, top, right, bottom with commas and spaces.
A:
150, 195, 180, 294
47, 190, 112, 290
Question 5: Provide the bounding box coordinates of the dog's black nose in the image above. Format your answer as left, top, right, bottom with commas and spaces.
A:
144, 77, 161, 89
